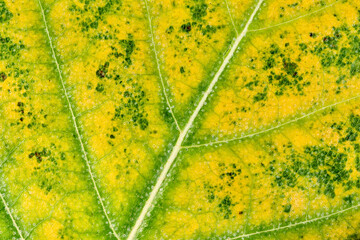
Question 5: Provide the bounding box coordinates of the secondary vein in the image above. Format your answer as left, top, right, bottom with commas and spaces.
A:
0, 192, 25, 240
37, 1, 120, 239
143, 0, 181, 132
229, 203, 360, 239
224, 0, 239, 35
248, 0, 339, 32
182, 94, 360, 149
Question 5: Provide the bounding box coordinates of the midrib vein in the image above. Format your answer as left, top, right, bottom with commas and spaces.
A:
126, 0, 264, 239
37, 0, 120, 239
143, 0, 181, 132
0, 192, 25, 240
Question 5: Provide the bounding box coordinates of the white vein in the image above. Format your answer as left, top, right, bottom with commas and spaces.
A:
0, 192, 25, 240
37, 1, 120, 239
224, 0, 239, 35
248, 0, 338, 32
126, 1, 264, 239
229, 203, 360, 239
183, 94, 360, 149
143, 0, 181, 131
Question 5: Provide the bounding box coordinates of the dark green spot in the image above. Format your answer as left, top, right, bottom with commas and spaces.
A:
283, 204, 292, 213
180, 66, 185, 74
96, 62, 109, 79
181, 22, 192, 33
95, 83, 104, 92
0, 72, 6, 82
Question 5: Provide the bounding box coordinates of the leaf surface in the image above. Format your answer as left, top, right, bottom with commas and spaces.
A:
1, 0, 360, 239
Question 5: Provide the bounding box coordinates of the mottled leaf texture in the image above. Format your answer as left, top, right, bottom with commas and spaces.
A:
1, 0, 360, 239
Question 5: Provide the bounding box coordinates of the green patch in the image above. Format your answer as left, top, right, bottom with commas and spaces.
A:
218, 196, 233, 219
340, 128, 358, 142
311, 22, 360, 83
261, 43, 308, 96
69, 0, 122, 33
112, 79, 149, 130
283, 204, 292, 213
347, 233, 360, 240
282, 58, 298, 77
324, 184, 335, 198
0, 1, 13, 23
181, 22, 192, 33
350, 58, 360, 76
336, 47, 351, 67
0, 72, 7, 82
28, 145, 65, 193
203, 163, 243, 220
244, 80, 259, 90
190, 2, 208, 20
201, 25, 217, 36
275, 167, 297, 188
269, 118, 358, 200
166, 26, 174, 34
96, 62, 109, 79
322, 36, 339, 50
356, 156, 360, 172
180, 66, 185, 74
253, 90, 268, 103
0, 35, 25, 60
263, 57, 275, 70
95, 83, 104, 92
299, 43, 307, 51
119, 37, 135, 67
350, 114, 360, 132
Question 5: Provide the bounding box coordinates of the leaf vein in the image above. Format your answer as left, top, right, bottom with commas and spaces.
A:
36, 0, 120, 238
126, 0, 264, 238
248, 0, 339, 32
0, 193, 24, 240
143, 0, 181, 132
229, 203, 360, 239
183, 94, 360, 149
224, 0, 239, 35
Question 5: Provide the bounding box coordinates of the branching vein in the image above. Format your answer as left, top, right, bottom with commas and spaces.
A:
224, 0, 239, 35
126, 0, 264, 239
182, 94, 360, 149
143, 0, 181, 132
229, 203, 360, 239
248, 0, 338, 32
0, 192, 24, 240
37, 1, 120, 239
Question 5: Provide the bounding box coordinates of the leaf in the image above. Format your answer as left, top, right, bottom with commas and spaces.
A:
1, 0, 360, 239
